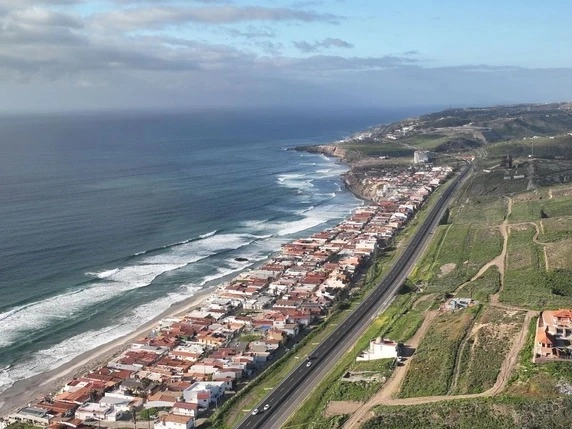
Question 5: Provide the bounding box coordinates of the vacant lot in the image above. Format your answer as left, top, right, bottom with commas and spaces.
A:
539, 216, 572, 242
413, 224, 502, 293
545, 237, 572, 270
500, 224, 572, 308
398, 307, 479, 398
505, 224, 542, 271
363, 396, 572, 429
453, 307, 526, 394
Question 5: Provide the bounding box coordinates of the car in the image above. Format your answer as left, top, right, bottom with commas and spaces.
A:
263, 404, 270, 411
306, 361, 312, 367
252, 408, 259, 415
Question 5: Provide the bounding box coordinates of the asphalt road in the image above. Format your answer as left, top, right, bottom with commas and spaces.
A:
236, 162, 471, 429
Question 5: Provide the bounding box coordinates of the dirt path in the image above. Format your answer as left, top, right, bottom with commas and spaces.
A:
343, 197, 538, 429
488, 197, 511, 305
507, 221, 550, 271
448, 307, 482, 394
452, 198, 511, 299
342, 310, 534, 429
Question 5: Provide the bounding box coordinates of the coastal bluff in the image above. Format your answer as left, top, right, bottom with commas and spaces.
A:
295, 144, 384, 202
295, 144, 362, 164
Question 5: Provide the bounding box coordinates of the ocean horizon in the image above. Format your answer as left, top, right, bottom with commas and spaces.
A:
0, 107, 423, 397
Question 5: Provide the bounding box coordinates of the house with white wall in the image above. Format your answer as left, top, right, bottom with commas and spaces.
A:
357, 337, 402, 361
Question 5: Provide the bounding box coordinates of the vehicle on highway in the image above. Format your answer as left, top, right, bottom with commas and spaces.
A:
306, 361, 312, 367
252, 408, 259, 415
263, 404, 270, 411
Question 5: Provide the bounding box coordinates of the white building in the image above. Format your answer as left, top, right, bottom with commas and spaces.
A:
357, 337, 401, 361
414, 150, 430, 164
172, 402, 199, 418
183, 381, 226, 408
75, 403, 113, 421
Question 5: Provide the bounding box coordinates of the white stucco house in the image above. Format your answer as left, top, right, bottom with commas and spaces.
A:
357, 337, 402, 361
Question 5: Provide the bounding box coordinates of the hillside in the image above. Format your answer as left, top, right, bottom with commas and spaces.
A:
311, 102, 572, 163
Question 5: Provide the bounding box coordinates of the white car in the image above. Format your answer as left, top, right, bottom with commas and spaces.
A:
252, 408, 259, 415
263, 404, 270, 411
306, 361, 312, 367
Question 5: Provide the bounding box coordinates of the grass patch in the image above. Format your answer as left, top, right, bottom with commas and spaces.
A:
399, 134, 451, 150
412, 224, 502, 293
458, 170, 528, 198
487, 134, 572, 159
501, 224, 572, 309
452, 194, 507, 224
340, 142, 413, 158
363, 396, 572, 429
310, 415, 349, 429
506, 224, 542, 271
456, 266, 501, 302
545, 238, 572, 272
398, 306, 480, 398
539, 217, 572, 242
510, 197, 572, 222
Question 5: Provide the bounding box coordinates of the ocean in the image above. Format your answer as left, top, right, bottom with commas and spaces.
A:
0, 107, 416, 397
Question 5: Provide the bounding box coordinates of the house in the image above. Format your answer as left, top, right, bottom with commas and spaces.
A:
447, 298, 472, 311
172, 402, 199, 418
8, 407, 54, 427
74, 403, 113, 421
144, 391, 180, 409
156, 413, 195, 429
182, 381, 226, 407
534, 309, 572, 361
357, 337, 402, 361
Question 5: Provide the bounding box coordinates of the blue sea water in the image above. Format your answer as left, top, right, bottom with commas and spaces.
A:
0, 108, 416, 395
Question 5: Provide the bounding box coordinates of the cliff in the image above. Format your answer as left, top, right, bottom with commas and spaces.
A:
296, 144, 362, 164
342, 170, 379, 202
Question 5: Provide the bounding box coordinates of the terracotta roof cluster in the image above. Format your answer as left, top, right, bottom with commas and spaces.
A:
7, 163, 453, 426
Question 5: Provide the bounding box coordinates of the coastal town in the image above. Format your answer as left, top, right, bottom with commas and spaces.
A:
1, 161, 454, 429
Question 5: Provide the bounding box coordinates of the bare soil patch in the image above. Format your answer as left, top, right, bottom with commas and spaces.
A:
438, 263, 456, 277
323, 401, 363, 417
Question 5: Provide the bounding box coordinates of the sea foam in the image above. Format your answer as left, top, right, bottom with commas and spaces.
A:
0, 286, 201, 396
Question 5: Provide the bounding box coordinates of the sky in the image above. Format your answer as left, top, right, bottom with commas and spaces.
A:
2, 0, 572, 112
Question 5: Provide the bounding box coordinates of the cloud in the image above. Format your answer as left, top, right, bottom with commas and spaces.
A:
293, 37, 353, 53
225, 26, 276, 39
0, 7, 86, 46
92, 6, 341, 30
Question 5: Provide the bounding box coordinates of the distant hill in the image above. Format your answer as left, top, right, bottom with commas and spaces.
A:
334, 102, 572, 159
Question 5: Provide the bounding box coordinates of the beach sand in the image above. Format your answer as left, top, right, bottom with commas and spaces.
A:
0, 286, 216, 416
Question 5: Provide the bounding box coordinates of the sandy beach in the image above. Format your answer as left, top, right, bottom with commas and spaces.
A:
0, 286, 217, 417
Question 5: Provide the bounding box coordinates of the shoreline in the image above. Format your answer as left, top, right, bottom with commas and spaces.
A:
0, 285, 217, 416
0, 146, 363, 418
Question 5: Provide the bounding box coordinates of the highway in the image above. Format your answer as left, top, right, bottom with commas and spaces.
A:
235, 162, 471, 429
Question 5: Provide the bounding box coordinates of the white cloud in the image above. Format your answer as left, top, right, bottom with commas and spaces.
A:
91, 6, 340, 30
